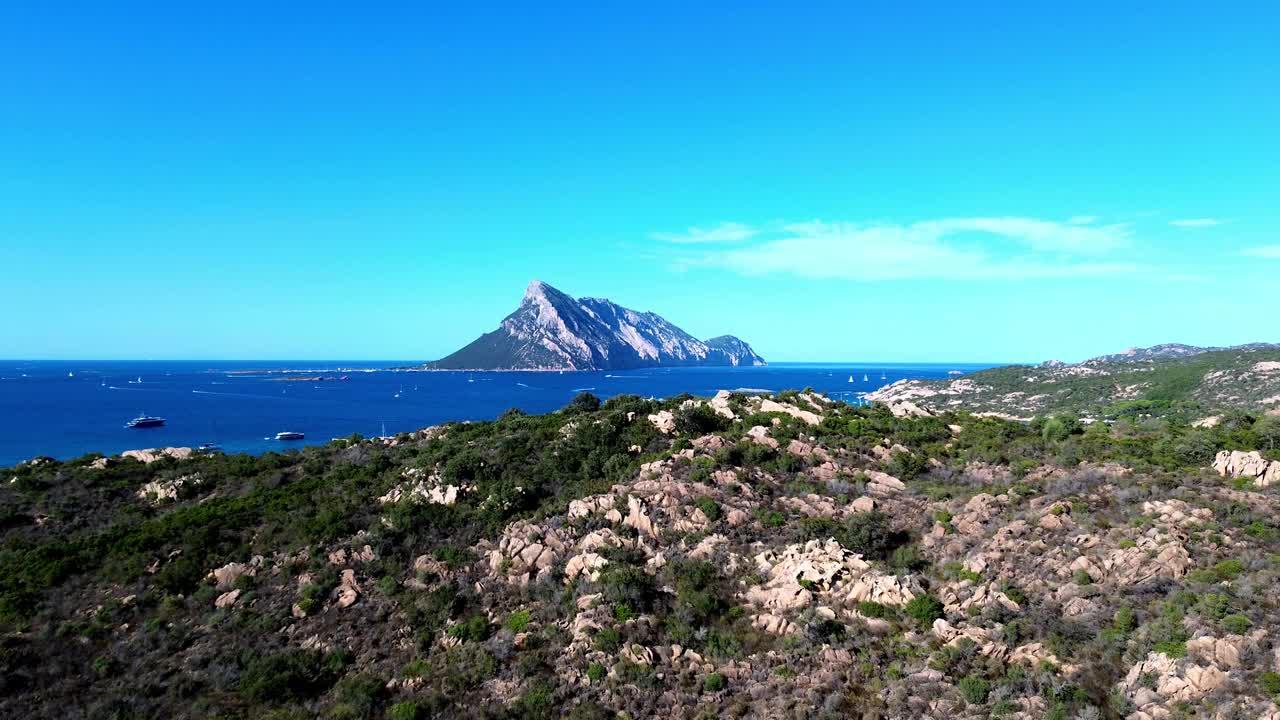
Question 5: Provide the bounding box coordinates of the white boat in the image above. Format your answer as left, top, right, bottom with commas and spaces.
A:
880, 371, 887, 380
68, 371, 74, 378
847, 375, 854, 383
276, 431, 304, 441
863, 373, 869, 382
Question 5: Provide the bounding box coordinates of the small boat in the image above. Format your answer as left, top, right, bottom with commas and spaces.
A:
275, 431, 305, 441
68, 371, 74, 378
863, 373, 869, 382
128, 376, 142, 384
847, 375, 854, 383
880, 371, 887, 380
197, 443, 222, 453
394, 386, 402, 398
125, 415, 166, 429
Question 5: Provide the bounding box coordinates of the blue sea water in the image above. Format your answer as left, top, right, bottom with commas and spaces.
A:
0, 360, 993, 467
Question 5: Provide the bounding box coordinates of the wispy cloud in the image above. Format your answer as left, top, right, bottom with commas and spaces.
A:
652, 221, 757, 244
1242, 245, 1280, 259
1170, 218, 1224, 227
658, 217, 1136, 281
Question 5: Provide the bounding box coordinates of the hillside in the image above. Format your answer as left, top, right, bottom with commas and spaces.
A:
1080, 342, 1280, 366
424, 281, 765, 371
4, 390, 1280, 718
867, 348, 1280, 421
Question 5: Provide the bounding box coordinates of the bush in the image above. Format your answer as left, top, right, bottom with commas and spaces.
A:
904, 595, 945, 626
447, 615, 491, 643
1261, 672, 1280, 696
388, 702, 424, 720
1221, 613, 1251, 634
840, 511, 907, 561
331, 672, 387, 718
506, 609, 532, 633
674, 404, 730, 435
958, 674, 990, 705
703, 672, 727, 692
693, 496, 722, 521
586, 662, 606, 682
239, 650, 336, 703
857, 601, 891, 619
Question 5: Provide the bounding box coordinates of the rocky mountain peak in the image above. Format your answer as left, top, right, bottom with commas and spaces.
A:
426, 281, 765, 371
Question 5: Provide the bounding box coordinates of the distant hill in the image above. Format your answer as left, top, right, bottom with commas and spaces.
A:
1080, 342, 1280, 366
868, 346, 1280, 420
423, 280, 765, 371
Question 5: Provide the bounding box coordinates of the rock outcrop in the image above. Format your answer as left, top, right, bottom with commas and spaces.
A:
1213, 449, 1280, 487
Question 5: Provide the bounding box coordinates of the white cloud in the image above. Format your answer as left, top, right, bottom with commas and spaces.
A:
663, 217, 1136, 281
1170, 218, 1224, 227
1068, 215, 1098, 225
1242, 245, 1280, 259
652, 221, 757, 244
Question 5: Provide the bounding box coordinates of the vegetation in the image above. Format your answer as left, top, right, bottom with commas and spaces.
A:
2, 386, 1280, 718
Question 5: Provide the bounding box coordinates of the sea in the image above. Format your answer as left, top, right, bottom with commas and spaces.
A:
0, 360, 993, 467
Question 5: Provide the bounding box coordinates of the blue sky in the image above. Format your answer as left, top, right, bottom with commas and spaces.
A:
2, 1, 1277, 363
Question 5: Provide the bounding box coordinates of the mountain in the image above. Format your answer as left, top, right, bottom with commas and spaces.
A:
1081, 342, 1280, 366
868, 345, 1280, 421
424, 280, 765, 370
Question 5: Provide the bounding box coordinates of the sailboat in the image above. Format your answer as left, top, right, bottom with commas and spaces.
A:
863, 373, 869, 382
880, 371, 887, 380
847, 375, 854, 383
68, 371, 74, 378
394, 385, 402, 398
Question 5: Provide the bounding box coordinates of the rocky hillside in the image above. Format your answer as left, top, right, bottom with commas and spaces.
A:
1081, 343, 1280, 366
867, 348, 1280, 421
424, 281, 765, 371
4, 390, 1280, 718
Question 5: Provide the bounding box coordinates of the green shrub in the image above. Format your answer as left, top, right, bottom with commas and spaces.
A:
587, 662, 606, 682
1112, 608, 1136, 633
516, 683, 555, 719
388, 702, 423, 720
958, 674, 990, 705
1261, 672, 1280, 696
506, 609, 532, 633
755, 509, 786, 528
330, 673, 386, 718
904, 595, 945, 626
703, 672, 727, 692
856, 601, 890, 618
693, 496, 722, 521
840, 511, 906, 561
1221, 613, 1251, 634
239, 650, 336, 703
401, 659, 430, 679
446, 615, 491, 643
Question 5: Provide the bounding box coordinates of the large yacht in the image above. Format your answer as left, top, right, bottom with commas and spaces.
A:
125, 415, 166, 429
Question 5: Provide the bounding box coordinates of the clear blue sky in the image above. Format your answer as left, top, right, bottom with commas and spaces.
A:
2, 1, 1277, 363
